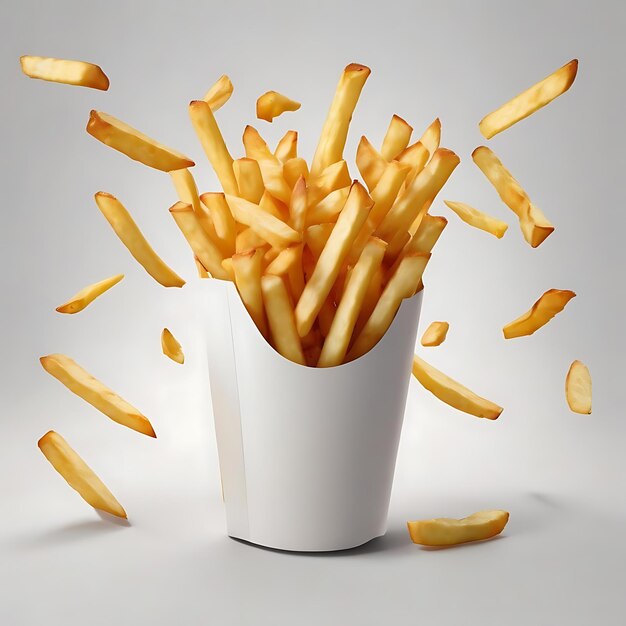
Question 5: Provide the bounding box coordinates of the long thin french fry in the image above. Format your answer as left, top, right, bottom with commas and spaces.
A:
56, 274, 124, 314
233, 248, 268, 338
199, 193, 237, 256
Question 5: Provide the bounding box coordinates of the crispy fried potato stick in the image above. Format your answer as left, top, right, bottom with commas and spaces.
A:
397, 141, 430, 172
38, 431, 127, 518
95, 192, 184, 287
304, 223, 334, 258
318, 238, 387, 367
384, 230, 411, 263
356, 136, 387, 191
444, 200, 508, 238
306, 187, 350, 226
479, 59, 578, 139
169, 201, 229, 280
221, 257, 235, 281
408, 510, 509, 546
266, 244, 305, 302
203, 74, 233, 111
354, 265, 382, 337
283, 157, 310, 188
56, 274, 123, 314
421, 321, 449, 347
199, 192, 237, 256
87, 111, 194, 172
261, 275, 306, 365
418, 118, 441, 157
256, 91, 301, 122
259, 191, 288, 220
40, 354, 156, 436
311, 63, 371, 176
161, 328, 184, 364
566, 360, 592, 414
233, 158, 265, 204
275, 130, 298, 162
412, 355, 503, 419
21, 55, 109, 90
235, 227, 267, 253
307, 160, 351, 207
289, 176, 308, 232
194, 255, 209, 278
381, 114, 413, 160
503, 289, 576, 339
348, 253, 430, 361
233, 248, 268, 338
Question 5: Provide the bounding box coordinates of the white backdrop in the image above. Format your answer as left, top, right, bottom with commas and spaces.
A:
1, 1, 624, 624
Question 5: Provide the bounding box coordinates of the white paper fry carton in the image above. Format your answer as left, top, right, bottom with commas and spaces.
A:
201, 279, 422, 552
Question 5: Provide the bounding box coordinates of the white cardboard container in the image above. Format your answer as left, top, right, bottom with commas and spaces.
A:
201, 279, 422, 552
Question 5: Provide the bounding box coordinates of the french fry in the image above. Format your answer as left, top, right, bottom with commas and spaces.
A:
56, 274, 124, 314
169, 201, 229, 280
87, 111, 194, 172
38, 431, 127, 518
266, 244, 305, 301
418, 118, 441, 157
283, 157, 310, 188
304, 223, 334, 258
318, 238, 387, 367
95, 192, 185, 288
318, 296, 336, 337
194, 255, 209, 278
408, 510, 509, 546
233, 158, 265, 204
296, 182, 373, 337
275, 130, 298, 162
479, 59, 578, 139
259, 191, 289, 220
503, 289, 576, 339
261, 274, 306, 365
21, 55, 109, 90
376, 148, 460, 240
40, 354, 156, 437
233, 248, 268, 338
225, 195, 301, 249
566, 360, 592, 414
221, 257, 235, 281
384, 230, 411, 263
289, 176, 308, 232
311, 63, 371, 176
161, 328, 184, 364
381, 114, 413, 160
307, 160, 351, 207
306, 187, 350, 226
347, 253, 430, 361
397, 141, 429, 172
472, 146, 553, 248
444, 200, 508, 238
199, 192, 237, 256
354, 265, 382, 337
256, 90, 301, 122
236, 227, 267, 253
242, 125, 275, 161
189, 100, 238, 195
203, 74, 233, 111
412, 355, 503, 419
356, 136, 387, 191
421, 321, 449, 347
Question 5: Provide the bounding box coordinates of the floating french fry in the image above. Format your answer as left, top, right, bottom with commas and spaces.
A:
421, 321, 449, 347
161, 328, 184, 364
56, 274, 123, 314
203, 74, 233, 111
21, 55, 109, 90
444, 200, 508, 238
566, 360, 592, 414
256, 91, 301, 122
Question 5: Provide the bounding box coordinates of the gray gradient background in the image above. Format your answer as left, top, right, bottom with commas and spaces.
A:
1, 0, 625, 624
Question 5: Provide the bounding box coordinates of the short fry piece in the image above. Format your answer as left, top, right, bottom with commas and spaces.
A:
38, 431, 127, 518
479, 59, 578, 139
412, 355, 503, 419
275, 130, 298, 162
306, 187, 350, 226
503, 289, 576, 339
566, 360, 592, 414
418, 118, 441, 157
56, 274, 123, 314
40, 354, 155, 437
261, 275, 306, 365
444, 200, 508, 238
203, 74, 233, 111
381, 114, 413, 160
421, 321, 449, 347
95, 192, 185, 288
233, 158, 265, 204
161, 328, 184, 364
266, 244, 305, 302
256, 91, 301, 122
87, 111, 193, 172
283, 157, 309, 189
21, 55, 109, 90
356, 136, 387, 191
307, 160, 351, 207
408, 510, 509, 546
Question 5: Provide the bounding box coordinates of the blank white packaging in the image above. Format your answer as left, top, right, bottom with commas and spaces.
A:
200, 279, 422, 552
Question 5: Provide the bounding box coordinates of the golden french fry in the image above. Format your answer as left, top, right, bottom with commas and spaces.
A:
275, 130, 298, 162
318, 238, 387, 367
418, 118, 441, 157
289, 176, 308, 232
235, 227, 267, 253
194, 255, 209, 278
161, 328, 184, 364
317, 296, 336, 337
384, 230, 411, 263
381, 114, 413, 160
233, 248, 268, 338
354, 265, 382, 337
306, 187, 350, 226
256, 90, 301, 122
397, 141, 429, 172
242, 125, 276, 161
566, 360, 592, 414
283, 157, 309, 189
421, 321, 449, 347
199, 192, 237, 256
307, 160, 351, 207
233, 158, 265, 204
226, 195, 301, 249
259, 191, 289, 220
377, 148, 460, 240
356, 136, 387, 191
412, 355, 503, 419
169, 201, 229, 280
261, 274, 306, 365
56, 274, 123, 314
221, 257, 235, 281
347, 253, 430, 361
95, 192, 184, 287
189, 100, 238, 195
40, 354, 155, 437
311, 63, 371, 176
408, 510, 509, 546
266, 244, 305, 301
21, 55, 109, 90
479, 59, 578, 139
304, 223, 334, 258
444, 200, 508, 238
87, 111, 194, 172
520, 202, 554, 248
503, 289, 576, 339
38, 431, 127, 518
203, 74, 233, 111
